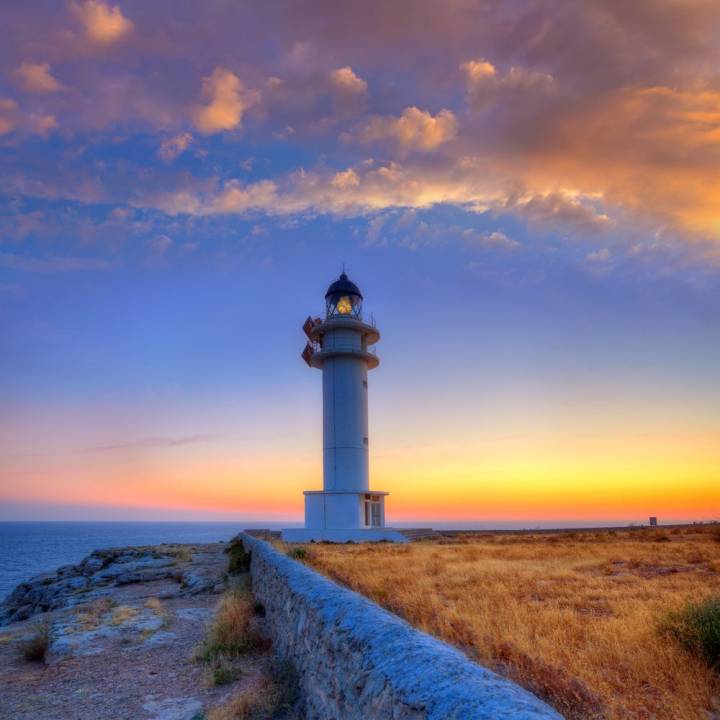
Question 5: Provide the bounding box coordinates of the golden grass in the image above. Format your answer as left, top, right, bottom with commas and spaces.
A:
75, 596, 116, 629
144, 596, 171, 627
302, 526, 720, 720
197, 589, 270, 662
169, 545, 194, 564
207, 676, 286, 720
144, 596, 164, 612
109, 605, 138, 626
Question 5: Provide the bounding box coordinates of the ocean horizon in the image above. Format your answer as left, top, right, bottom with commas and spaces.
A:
0, 517, 686, 601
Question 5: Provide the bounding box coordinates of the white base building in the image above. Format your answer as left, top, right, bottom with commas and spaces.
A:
282, 273, 405, 544
282, 490, 408, 543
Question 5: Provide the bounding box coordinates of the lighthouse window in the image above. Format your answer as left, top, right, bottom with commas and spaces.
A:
362, 380, 368, 388
363, 437, 368, 445
364, 498, 382, 527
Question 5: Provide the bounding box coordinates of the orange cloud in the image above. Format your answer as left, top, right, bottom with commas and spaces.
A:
146, 158, 610, 237
71, 0, 134, 44
193, 67, 258, 134
0, 99, 21, 134
460, 58, 554, 109
507, 85, 720, 239
1, 0, 718, 251
14, 63, 61, 93
0, 98, 56, 137
353, 106, 458, 153
329, 66, 367, 94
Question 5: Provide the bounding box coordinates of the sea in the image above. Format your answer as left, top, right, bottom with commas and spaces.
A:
0, 521, 281, 601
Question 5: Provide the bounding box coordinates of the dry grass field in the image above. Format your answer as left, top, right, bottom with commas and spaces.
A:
297, 526, 720, 720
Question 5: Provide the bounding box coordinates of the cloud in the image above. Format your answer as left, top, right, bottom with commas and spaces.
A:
462, 229, 520, 250
1, 0, 719, 250
0, 253, 112, 273
71, 0, 134, 44
143, 160, 609, 236
210, 179, 279, 213
31, 114, 57, 136
81, 434, 217, 453
461, 58, 554, 109
14, 63, 61, 93
148, 190, 204, 215
502, 192, 613, 234
158, 133, 193, 161
460, 59, 497, 84
0, 99, 21, 134
147, 234, 172, 255
0, 99, 56, 136
330, 168, 360, 189
352, 106, 457, 153
329, 66, 367, 94
149, 162, 465, 217
550, 85, 720, 235
193, 67, 258, 134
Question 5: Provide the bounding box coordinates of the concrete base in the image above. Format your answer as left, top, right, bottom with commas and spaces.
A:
281, 527, 408, 544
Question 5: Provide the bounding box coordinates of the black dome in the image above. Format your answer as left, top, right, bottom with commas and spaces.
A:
325, 272, 363, 300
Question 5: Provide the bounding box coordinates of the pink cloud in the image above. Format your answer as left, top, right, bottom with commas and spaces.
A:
193, 67, 259, 134
352, 107, 457, 153
14, 62, 62, 93
0, 99, 21, 134
71, 0, 134, 45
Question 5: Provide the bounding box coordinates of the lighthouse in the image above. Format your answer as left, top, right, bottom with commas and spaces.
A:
281, 272, 407, 543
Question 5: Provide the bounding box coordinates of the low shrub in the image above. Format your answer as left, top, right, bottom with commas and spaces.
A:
207, 662, 299, 720
710, 525, 720, 543
212, 655, 241, 686
198, 589, 270, 661
226, 541, 251, 575
21, 623, 50, 662
287, 546, 307, 560
661, 595, 720, 669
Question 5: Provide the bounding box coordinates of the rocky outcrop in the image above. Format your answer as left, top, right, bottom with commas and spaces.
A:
0, 545, 223, 626
242, 533, 563, 720
0, 542, 276, 720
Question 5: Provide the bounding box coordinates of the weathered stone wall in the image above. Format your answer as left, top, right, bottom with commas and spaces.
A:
241, 533, 563, 720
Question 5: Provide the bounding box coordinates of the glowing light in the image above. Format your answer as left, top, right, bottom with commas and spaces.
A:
336, 296, 352, 314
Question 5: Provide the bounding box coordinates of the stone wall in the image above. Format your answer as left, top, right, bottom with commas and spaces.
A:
241, 534, 562, 720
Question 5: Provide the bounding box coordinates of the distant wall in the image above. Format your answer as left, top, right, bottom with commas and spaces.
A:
241, 534, 562, 720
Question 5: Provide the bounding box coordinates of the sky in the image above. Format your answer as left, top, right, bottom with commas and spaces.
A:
0, 0, 719, 526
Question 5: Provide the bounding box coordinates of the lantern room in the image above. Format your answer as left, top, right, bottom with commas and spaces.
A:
325, 272, 363, 319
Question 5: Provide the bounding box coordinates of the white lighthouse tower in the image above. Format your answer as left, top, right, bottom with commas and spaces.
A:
282, 272, 406, 543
